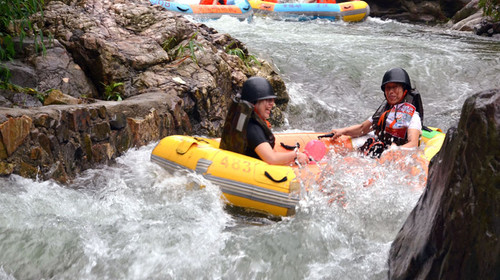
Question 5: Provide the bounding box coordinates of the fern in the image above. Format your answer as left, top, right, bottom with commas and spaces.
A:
101, 82, 124, 101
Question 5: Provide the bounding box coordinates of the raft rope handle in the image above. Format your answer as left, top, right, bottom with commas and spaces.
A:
280, 142, 300, 150
280, 142, 311, 166
422, 125, 432, 132
193, 137, 210, 144
264, 171, 288, 183
317, 133, 334, 139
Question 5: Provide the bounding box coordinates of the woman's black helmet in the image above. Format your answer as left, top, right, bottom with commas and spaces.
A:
381, 68, 411, 92
241, 77, 277, 104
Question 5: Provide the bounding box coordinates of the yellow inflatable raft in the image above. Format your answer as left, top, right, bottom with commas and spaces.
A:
151, 129, 445, 217
151, 135, 301, 216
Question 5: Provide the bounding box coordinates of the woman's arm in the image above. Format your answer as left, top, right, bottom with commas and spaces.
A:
255, 142, 309, 165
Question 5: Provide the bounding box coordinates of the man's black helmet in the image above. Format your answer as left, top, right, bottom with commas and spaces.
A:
241, 77, 277, 104
381, 68, 411, 92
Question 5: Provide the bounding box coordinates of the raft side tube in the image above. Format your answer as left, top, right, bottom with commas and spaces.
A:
151, 135, 300, 216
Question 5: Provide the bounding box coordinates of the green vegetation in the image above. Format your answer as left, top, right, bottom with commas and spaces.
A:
479, 0, 500, 21
162, 36, 179, 53
1, 0, 47, 84
102, 81, 124, 101
1, 81, 47, 103
162, 32, 204, 65
0, 62, 11, 83
224, 41, 261, 69
27, 86, 47, 103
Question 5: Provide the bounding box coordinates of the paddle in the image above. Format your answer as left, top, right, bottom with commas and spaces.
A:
280, 137, 328, 163
304, 139, 327, 162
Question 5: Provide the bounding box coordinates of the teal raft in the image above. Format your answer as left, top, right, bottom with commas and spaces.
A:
149, 0, 253, 21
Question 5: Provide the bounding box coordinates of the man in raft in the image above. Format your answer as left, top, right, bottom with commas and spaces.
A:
220, 77, 310, 165
329, 68, 424, 158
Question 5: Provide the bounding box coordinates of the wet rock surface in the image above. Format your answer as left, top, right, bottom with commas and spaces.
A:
388, 89, 500, 280
367, 0, 500, 37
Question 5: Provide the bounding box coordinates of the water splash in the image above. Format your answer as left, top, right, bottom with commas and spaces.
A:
1, 16, 498, 279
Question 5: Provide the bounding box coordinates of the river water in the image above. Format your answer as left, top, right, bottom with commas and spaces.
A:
1, 15, 499, 280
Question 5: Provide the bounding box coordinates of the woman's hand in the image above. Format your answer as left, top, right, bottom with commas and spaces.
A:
295, 151, 310, 166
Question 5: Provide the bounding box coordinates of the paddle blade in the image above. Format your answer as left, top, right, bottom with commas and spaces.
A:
305, 140, 327, 162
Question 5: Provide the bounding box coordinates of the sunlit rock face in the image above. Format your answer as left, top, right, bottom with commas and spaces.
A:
388, 89, 499, 280
0, 0, 288, 182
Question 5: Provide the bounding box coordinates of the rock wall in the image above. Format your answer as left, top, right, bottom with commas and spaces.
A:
366, 0, 500, 37
388, 89, 499, 279
366, 0, 470, 23
0, 93, 179, 183
0, 0, 288, 183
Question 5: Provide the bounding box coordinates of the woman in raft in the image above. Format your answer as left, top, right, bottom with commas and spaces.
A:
220, 77, 310, 165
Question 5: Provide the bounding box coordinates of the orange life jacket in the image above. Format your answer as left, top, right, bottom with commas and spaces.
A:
199, 0, 226, 5
372, 102, 416, 146
371, 90, 424, 146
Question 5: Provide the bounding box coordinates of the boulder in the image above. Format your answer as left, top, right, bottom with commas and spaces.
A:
366, 0, 453, 23
43, 89, 82, 105
388, 89, 500, 279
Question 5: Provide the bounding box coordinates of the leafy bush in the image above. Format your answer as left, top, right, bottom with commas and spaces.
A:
479, 0, 500, 21
0, 0, 46, 60
0, 0, 47, 83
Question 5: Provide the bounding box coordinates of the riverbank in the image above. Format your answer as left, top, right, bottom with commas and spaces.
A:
0, 0, 289, 183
